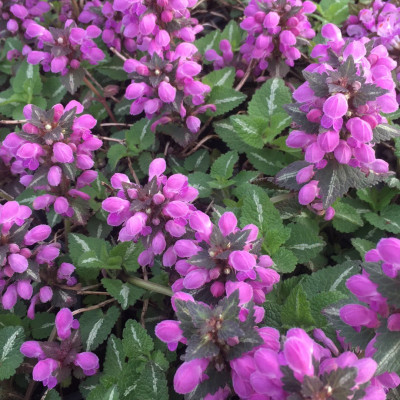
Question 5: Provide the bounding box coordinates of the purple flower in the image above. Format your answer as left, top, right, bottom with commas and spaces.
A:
55, 308, 79, 339
32, 359, 58, 389
174, 359, 208, 394
74, 352, 99, 376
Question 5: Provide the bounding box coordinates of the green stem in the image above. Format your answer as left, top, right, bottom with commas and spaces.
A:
125, 276, 173, 297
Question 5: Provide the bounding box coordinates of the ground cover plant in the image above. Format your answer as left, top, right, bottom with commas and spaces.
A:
1, 0, 400, 399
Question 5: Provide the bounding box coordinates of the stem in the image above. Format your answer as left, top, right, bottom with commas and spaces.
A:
100, 136, 126, 144
140, 266, 149, 328
110, 47, 128, 62
100, 123, 132, 128
127, 157, 140, 185
0, 189, 14, 201
72, 298, 116, 316
235, 59, 255, 91
83, 76, 117, 123
124, 276, 173, 297
71, 0, 80, 19
64, 218, 71, 248
183, 134, 218, 157
0, 119, 27, 125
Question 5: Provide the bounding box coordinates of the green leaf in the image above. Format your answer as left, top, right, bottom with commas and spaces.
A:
42, 76, 67, 107
207, 87, 247, 117
364, 205, 400, 234
30, 313, 55, 339
210, 151, 238, 180
12, 60, 42, 97
102, 279, 145, 310
107, 144, 128, 170
357, 186, 398, 212
248, 78, 292, 120
263, 301, 283, 330
195, 30, 221, 56
0, 326, 25, 380
188, 172, 212, 198
309, 291, 346, 327
374, 328, 400, 375
0, 314, 23, 329
318, 0, 350, 24
214, 119, 254, 154
230, 115, 265, 149
43, 390, 61, 400
285, 222, 325, 264
301, 261, 361, 297
220, 20, 243, 50
246, 148, 292, 176
134, 364, 168, 400
372, 123, 400, 143
184, 149, 210, 173
238, 184, 288, 253
101, 385, 120, 400
69, 233, 113, 279
351, 238, 375, 259
332, 201, 364, 233
122, 320, 154, 358
104, 335, 126, 377
281, 284, 316, 331
125, 119, 154, 152
98, 57, 126, 81
80, 306, 120, 351
272, 247, 298, 274
202, 67, 235, 89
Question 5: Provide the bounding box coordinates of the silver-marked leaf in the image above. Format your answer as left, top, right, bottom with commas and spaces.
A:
122, 319, 154, 358
210, 151, 238, 180
207, 87, 247, 117
372, 124, 400, 143
248, 78, 292, 120
374, 327, 400, 375
80, 306, 120, 351
0, 326, 25, 380
102, 278, 145, 310
202, 67, 235, 89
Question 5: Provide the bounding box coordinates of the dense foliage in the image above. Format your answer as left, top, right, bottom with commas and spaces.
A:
1, 0, 400, 399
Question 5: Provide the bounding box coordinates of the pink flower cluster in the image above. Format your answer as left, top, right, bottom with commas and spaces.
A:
240, 0, 316, 74
1, 0, 50, 37
168, 211, 280, 304
345, 1, 400, 52
156, 290, 266, 397
1, 102, 101, 221
286, 23, 398, 213
205, 39, 246, 79
0, 201, 59, 312
123, 45, 214, 133
78, 0, 134, 52
25, 19, 105, 75
340, 237, 400, 335
157, 290, 394, 399
231, 327, 394, 400
102, 158, 198, 267
113, 0, 202, 55
21, 308, 99, 389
